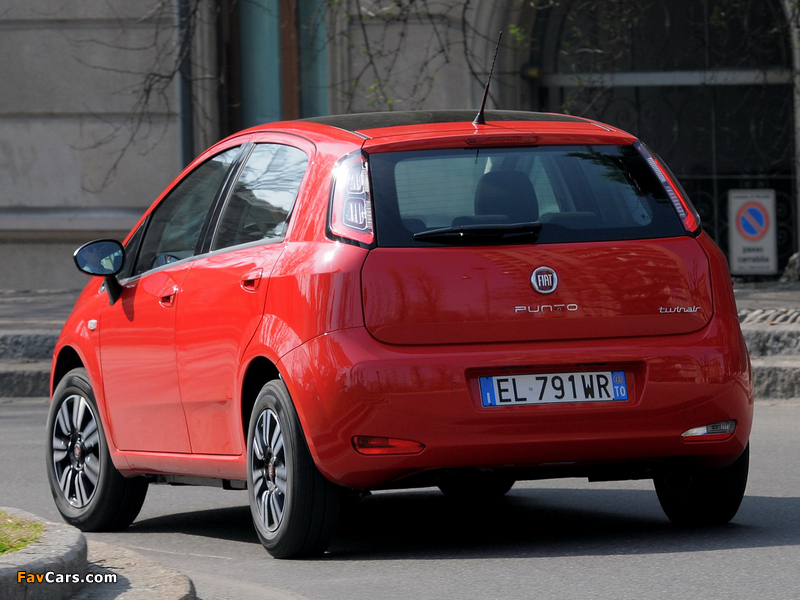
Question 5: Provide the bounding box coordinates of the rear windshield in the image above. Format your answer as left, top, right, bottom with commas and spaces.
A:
369, 144, 686, 246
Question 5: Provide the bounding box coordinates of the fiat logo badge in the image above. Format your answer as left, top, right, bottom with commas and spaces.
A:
531, 267, 558, 294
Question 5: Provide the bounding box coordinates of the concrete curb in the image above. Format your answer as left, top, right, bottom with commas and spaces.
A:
751, 356, 800, 399
0, 332, 59, 360
741, 323, 800, 356
0, 507, 87, 600
72, 541, 196, 600
0, 507, 196, 600
0, 360, 51, 398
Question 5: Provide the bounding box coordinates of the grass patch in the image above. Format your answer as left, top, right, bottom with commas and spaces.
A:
0, 510, 44, 555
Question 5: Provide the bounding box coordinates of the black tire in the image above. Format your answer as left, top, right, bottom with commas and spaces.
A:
46, 368, 148, 531
247, 380, 341, 559
654, 444, 749, 526
437, 469, 515, 501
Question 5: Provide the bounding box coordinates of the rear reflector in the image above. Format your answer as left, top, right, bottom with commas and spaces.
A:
681, 420, 736, 441
352, 436, 425, 455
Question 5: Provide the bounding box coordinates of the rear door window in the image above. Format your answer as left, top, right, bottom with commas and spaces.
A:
369, 145, 686, 246
212, 143, 308, 250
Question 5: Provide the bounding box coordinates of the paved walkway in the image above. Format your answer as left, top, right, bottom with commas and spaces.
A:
0, 289, 82, 332
733, 281, 800, 311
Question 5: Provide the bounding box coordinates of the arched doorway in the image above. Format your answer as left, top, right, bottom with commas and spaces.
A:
524, 0, 796, 270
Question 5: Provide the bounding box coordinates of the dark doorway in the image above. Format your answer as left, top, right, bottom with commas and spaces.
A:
526, 0, 796, 271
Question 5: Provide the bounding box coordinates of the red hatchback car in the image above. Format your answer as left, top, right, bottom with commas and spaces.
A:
47, 110, 753, 558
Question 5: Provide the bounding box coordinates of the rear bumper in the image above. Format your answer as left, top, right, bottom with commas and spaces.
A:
279, 315, 752, 489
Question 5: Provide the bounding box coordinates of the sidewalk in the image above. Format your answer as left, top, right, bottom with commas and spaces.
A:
733, 280, 800, 313
0, 289, 80, 397
0, 507, 195, 600
0, 289, 80, 332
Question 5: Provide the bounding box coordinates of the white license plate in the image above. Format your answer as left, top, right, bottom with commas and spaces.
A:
480, 371, 628, 406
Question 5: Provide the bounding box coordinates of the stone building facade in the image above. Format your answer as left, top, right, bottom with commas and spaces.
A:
2, 0, 798, 288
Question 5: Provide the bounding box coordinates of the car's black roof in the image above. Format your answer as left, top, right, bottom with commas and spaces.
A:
300, 110, 585, 133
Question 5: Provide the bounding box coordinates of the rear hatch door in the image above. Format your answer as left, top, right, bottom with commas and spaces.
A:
361, 240, 712, 345
362, 142, 712, 345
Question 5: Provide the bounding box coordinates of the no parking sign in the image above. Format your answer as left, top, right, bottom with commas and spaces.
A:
728, 189, 777, 275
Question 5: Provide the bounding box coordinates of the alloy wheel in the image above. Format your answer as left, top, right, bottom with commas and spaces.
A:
251, 408, 288, 532
51, 393, 101, 508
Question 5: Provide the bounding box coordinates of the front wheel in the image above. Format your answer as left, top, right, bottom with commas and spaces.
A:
247, 380, 341, 559
46, 368, 148, 531
654, 444, 749, 526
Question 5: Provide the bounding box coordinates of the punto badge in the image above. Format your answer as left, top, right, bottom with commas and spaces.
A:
531, 267, 558, 294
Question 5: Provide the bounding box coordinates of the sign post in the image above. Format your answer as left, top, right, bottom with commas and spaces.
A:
728, 189, 777, 275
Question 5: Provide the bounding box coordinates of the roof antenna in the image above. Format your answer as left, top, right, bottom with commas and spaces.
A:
473, 31, 503, 126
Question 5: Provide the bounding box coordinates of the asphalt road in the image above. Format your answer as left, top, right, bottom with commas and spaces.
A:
2, 398, 799, 600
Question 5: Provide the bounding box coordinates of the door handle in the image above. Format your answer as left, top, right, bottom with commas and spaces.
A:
240, 268, 263, 292
160, 285, 179, 307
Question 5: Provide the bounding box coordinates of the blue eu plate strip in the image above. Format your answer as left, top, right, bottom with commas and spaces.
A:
611, 371, 628, 401
480, 377, 496, 406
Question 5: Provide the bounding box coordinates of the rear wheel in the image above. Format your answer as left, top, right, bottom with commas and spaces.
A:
46, 368, 148, 531
247, 380, 341, 559
437, 469, 515, 501
654, 444, 749, 526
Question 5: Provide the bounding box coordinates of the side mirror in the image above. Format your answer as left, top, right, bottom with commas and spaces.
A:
73, 239, 125, 305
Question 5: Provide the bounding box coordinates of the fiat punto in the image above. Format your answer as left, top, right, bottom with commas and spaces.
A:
47, 110, 752, 558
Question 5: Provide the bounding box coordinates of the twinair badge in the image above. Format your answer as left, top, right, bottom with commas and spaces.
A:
531, 266, 558, 294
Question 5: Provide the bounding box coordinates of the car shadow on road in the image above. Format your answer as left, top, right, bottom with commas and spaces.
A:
126, 487, 799, 560
128, 504, 258, 545
328, 487, 799, 560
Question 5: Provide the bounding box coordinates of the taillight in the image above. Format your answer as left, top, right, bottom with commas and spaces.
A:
328, 151, 374, 246
637, 143, 701, 234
